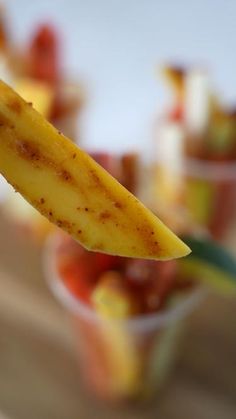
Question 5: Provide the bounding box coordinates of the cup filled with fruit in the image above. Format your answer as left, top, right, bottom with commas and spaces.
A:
45, 232, 205, 402
45, 231, 236, 403
152, 66, 236, 241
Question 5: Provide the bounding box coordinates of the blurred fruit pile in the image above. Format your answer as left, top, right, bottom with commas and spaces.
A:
151, 65, 236, 240
0, 6, 85, 240
161, 65, 236, 160
51, 229, 236, 401
53, 232, 194, 401
0, 6, 84, 138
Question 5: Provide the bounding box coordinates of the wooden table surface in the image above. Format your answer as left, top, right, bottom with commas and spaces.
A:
0, 211, 236, 419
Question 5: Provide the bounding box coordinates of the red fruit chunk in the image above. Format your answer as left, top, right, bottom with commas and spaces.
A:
94, 253, 124, 275
57, 246, 97, 304
89, 152, 121, 180
28, 24, 59, 83
209, 181, 236, 239
144, 260, 178, 312
126, 259, 178, 313
169, 104, 183, 122
125, 259, 154, 283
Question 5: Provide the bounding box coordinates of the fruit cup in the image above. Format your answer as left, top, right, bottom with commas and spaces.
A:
183, 158, 236, 241
44, 235, 204, 403
153, 157, 236, 242
153, 66, 236, 242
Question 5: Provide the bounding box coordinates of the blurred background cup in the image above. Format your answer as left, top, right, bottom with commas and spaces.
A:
181, 158, 236, 242
44, 234, 205, 404
149, 65, 236, 249
152, 154, 236, 244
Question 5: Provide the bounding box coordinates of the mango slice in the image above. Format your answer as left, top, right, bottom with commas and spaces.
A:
0, 80, 190, 259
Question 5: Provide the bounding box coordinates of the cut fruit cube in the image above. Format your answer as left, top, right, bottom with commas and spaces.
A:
92, 271, 139, 319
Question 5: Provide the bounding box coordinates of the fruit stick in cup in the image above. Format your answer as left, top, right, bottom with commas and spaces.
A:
0, 80, 190, 260
92, 271, 139, 319
207, 111, 236, 160
184, 177, 214, 227
91, 271, 142, 397
155, 121, 184, 209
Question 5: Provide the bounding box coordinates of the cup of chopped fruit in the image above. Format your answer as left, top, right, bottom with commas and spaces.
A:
153, 154, 236, 242
152, 66, 236, 242
44, 232, 204, 403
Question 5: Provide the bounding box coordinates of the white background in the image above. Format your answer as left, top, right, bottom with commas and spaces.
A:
6, 0, 236, 151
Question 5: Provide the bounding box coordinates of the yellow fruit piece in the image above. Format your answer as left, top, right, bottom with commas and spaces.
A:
91, 271, 142, 396
14, 78, 54, 118
161, 66, 185, 99
92, 272, 137, 319
92, 272, 142, 396
0, 80, 190, 259
185, 178, 214, 225
103, 323, 142, 397
156, 166, 181, 207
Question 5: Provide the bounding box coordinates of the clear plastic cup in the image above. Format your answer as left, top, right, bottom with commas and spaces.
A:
152, 158, 236, 241
44, 235, 205, 403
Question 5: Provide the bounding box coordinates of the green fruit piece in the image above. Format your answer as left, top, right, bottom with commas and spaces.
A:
185, 178, 214, 225
208, 117, 234, 155
179, 236, 236, 294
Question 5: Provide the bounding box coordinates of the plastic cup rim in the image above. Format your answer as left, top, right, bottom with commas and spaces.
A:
156, 156, 236, 181
183, 157, 236, 180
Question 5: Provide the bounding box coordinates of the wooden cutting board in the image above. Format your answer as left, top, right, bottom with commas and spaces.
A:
0, 210, 236, 419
